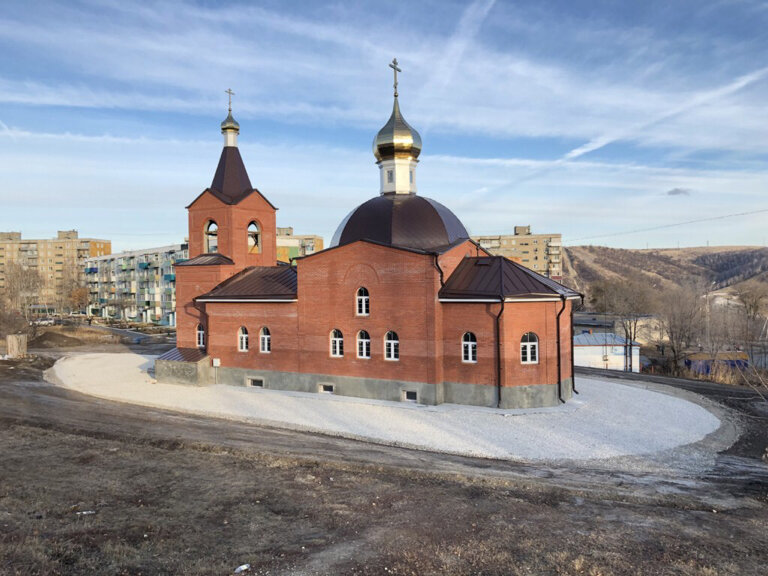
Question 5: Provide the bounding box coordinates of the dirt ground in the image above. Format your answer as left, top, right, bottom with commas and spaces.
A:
0, 348, 766, 575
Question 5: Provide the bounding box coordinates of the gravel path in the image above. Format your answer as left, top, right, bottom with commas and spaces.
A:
47, 352, 721, 461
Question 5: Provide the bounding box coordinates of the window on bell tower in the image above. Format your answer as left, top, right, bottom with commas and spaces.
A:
205, 221, 218, 253
247, 222, 260, 253
387, 170, 394, 184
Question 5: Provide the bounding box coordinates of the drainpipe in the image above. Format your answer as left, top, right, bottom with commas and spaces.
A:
495, 298, 505, 408
570, 301, 578, 395
432, 253, 445, 287
556, 295, 567, 403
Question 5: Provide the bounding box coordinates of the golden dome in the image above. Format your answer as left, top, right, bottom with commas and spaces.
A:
221, 110, 240, 132
373, 97, 422, 162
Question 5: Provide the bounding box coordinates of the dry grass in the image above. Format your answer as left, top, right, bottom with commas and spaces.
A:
1, 423, 766, 575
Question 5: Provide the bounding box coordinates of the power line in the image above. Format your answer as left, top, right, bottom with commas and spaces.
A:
566, 207, 768, 244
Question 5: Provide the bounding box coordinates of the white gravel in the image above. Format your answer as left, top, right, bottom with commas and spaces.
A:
47, 352, 722, 462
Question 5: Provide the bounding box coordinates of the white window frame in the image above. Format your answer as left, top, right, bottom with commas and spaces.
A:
196, 324, 205, 349
260, 327, 271, 354
384, 331, 399, 361
521, 332, 539, 365
238, 326, 249, 352
387, 169, 394, 183
330, 329, 344, 358
462, 332, 477, 364
357, 330, 371, 359
356, 287, 369, 316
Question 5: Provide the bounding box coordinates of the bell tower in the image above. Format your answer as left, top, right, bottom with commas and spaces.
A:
186, 90, 278, 270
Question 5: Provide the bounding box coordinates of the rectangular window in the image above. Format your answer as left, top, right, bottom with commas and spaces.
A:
409, 170, 413, 183
387, 170, 394, 183
403, 390, 418, 402
320, 383, 335, 394
247, 378, 264, 388
358, 339, 370, 359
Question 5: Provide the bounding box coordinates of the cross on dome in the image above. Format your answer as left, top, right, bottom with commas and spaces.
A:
389, 58, 401, 97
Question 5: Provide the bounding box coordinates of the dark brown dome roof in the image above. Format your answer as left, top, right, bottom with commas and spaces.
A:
330, 193, 469, 252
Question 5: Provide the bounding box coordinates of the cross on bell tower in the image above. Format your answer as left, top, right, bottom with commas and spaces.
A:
225, 88, 235, 112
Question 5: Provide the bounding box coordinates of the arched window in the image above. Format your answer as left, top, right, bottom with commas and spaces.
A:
247, 222, 260, 254
356, 287, 369, 316
521, 332, 539, 364
205, 221, 218, 253
330, 329, 344, 358
260, 327, 271, 353
238, 327, 249, 352
357, 330, 371, 359
196, 324, 205, 348
462, 332, 477, 363
384, 331, 399, 361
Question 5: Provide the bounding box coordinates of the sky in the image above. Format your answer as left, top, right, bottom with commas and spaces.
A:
1, 0, 767, 252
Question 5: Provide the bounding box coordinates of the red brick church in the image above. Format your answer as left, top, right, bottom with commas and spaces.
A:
156, 67, 581, 408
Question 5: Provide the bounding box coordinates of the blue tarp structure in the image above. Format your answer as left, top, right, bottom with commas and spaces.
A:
684, 352, 748, 375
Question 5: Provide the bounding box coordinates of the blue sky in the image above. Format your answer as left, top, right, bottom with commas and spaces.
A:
1, 0, 767, 252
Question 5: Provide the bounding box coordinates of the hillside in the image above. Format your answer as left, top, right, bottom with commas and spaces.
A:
562, 245, 768, 298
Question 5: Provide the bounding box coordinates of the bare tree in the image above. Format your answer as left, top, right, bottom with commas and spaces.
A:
733, 281, 768, 367
2, 261, 44, 321
656, 285, 703, 376
592, 278, 656, 371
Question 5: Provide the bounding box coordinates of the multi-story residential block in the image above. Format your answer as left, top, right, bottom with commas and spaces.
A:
276, 227, 324, 262
84, 244, 189, 326
0, 230, 111, 310
472, 226, 562, 281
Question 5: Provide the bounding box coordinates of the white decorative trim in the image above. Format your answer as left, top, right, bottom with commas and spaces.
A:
439, 295, 580, 303
196, 299, 298, 303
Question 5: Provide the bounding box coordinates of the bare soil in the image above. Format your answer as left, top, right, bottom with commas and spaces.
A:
0, 349, 766, 575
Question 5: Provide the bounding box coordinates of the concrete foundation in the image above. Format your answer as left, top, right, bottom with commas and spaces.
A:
155, 357, 574, 409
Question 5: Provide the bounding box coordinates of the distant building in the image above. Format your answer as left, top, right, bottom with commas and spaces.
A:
0, 230, 111, 311
574, 332, 640, 373
276, 227, 324, 262
84, 243, 188, 325
472, 226, 562, 280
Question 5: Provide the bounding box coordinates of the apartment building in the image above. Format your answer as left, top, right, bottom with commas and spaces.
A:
0, 230, 111, 310
276, 227, 324, 262
84, 244, 188, 326
472, 226, 562, 281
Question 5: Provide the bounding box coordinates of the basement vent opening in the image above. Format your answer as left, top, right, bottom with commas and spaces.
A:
320, 383, 335, 394
403, 390, 418, 403
247, 378, 264, 388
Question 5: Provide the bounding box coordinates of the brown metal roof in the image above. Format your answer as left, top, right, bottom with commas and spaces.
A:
197, 265, 297, 301
176, 253, 234, 267
330, 193, 469, 252
157, 347, 207, 362
186, 147, 277, 209
439, 256, 581, 300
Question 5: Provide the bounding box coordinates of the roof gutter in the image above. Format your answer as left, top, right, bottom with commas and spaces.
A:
556, 294, 567, 403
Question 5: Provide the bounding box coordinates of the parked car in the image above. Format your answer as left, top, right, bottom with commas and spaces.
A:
31, 317, 55, 326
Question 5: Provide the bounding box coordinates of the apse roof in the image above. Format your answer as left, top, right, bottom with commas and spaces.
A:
176, 253, 234, 267
439, 256, 582, 301
196, 265, 297, 301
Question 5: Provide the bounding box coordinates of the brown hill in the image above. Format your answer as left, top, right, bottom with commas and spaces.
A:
562, 245, 768, 297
